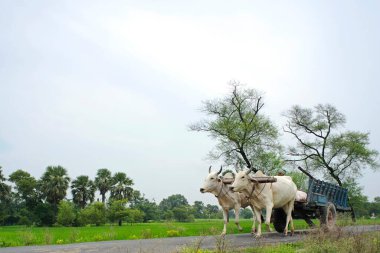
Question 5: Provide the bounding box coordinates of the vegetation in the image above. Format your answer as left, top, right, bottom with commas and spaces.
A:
189, 82, 282, 173
0, 218, 379, 247
179, 228, 380, 253
283, 104, 379, 186
0, 165, 224, 227
71, 175, 96, 209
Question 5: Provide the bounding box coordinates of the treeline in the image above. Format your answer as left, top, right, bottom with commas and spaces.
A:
0, 166, 222, 226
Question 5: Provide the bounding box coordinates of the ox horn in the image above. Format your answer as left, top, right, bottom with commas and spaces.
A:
217, 166, 222, 175
208, 165, 212, 173
245, 167, 253, 175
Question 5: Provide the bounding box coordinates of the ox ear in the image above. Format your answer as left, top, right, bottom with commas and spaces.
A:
208, 165, 212, 173
217, 166, 222, 175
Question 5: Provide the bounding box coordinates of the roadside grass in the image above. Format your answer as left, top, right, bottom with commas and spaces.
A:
180, 230, 380, 253
0, 218, 379, 247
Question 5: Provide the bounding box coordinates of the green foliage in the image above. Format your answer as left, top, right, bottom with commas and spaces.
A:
110, 172, 134, 201
343, 179, 369, 217
34, 203, 55, 226
286, 171, 308, 191
57, 200, 76, 226
0, 219, 379, 247
172, 206, 194, 222
240, 208, 253, 219
159, 194, 189, 212
190, 82, 281, 172
131, 197, 159, 222
107, 199, 128, 226
125, 209, 144, 224
0, 167, 11, 202
8, 170, 37, 204
94, 168, 112, 203
205, 204, 222, 219
79, 202, 106, 226
71, 175, 96, 209
166, 229, 180, 237
192, 201, 206, 219
40, 166, 70, 208
284, 104, 379, 186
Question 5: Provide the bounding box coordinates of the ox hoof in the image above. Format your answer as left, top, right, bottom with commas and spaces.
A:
251, 228, 257, 234
252, 233, 261, 238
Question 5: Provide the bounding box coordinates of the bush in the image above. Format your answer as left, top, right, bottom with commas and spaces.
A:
166, 230, 180, 237
57, 200, 76, 226
78, 202, 106, 226
141, 229, 153, 239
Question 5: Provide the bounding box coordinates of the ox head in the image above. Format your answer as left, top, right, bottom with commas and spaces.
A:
200, 166, 222, 193
229, 168, 252, 192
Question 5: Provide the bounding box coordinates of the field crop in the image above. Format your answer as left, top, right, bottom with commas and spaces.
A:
0, 218, 379, 247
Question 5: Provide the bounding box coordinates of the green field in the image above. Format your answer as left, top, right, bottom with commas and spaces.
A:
0, 218, 379, 247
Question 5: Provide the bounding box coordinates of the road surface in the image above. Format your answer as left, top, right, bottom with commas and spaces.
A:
1, 225, 379, 253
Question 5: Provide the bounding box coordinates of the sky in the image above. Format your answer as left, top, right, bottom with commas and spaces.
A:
0, 1, 379, 205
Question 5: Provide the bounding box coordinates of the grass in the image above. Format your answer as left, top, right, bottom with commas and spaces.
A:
0, 218, 379, 247
180, 230, 380, 253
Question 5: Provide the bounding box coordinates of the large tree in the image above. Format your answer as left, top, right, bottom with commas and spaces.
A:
40, 165, 70, 210
94, 168, 112, 203
71, 175, 96, 209
8, 169, 38, 208
284, 104, 379, 186
190, 82, 281, 172
0, 167, 11, 202
159, 194, 189, 212
110, 172, 134, 201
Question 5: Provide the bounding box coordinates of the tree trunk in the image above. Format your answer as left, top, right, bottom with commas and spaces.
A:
102, 194, 106, 203
118, 219, 122, 226
240, 150, 257, 172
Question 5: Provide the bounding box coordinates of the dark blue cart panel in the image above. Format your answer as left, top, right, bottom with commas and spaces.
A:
306, 178, 350, 211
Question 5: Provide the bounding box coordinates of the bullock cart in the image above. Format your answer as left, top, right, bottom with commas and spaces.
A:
272, 166, 354, 233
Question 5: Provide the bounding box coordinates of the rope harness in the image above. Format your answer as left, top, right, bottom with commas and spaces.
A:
246, 181, 273, 200
215, 180, 234, 199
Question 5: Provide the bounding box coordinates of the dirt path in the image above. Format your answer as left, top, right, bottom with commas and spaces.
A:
1, 225, 379, 253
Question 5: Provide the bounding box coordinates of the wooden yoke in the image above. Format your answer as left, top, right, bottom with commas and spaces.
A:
222, 176, 277, 184
250, 176, 277, 183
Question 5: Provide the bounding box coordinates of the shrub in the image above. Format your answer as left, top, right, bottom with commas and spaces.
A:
21, 230, 36, 246
57, 200, 76, 226
78, 202, 106, 226
167, 230, 180, 237
141, 229, 153, 239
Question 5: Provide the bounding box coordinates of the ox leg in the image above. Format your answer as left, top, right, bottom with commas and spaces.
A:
283, 201, 294, 236
289, 200, 295, 236
253, 208, 262, 237
250, 206, 257, 234
221, 208, 228, 235
265, 204, 273, 232
234, 207, 243, 231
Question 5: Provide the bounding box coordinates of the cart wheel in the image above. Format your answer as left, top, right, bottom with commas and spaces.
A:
320, 202, 337, 231
273, 208, 287, 233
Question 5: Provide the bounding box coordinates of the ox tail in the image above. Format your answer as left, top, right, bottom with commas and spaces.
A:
227, 212, 229, 222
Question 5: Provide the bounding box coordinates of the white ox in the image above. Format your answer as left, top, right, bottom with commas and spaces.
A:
230, 170, 297, 237
200, 166, 256, 235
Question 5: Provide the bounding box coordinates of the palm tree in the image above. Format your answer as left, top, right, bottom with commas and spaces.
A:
0, 167, 11, 202
40, 165, 70, 210
110, 172, 134, 201
71, 175, 96, 209
94, 168, 112, 203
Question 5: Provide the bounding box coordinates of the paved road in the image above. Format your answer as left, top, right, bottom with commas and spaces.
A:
1, 225, 379, 253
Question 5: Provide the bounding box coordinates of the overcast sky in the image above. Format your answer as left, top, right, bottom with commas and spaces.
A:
1, 1, 379, 205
